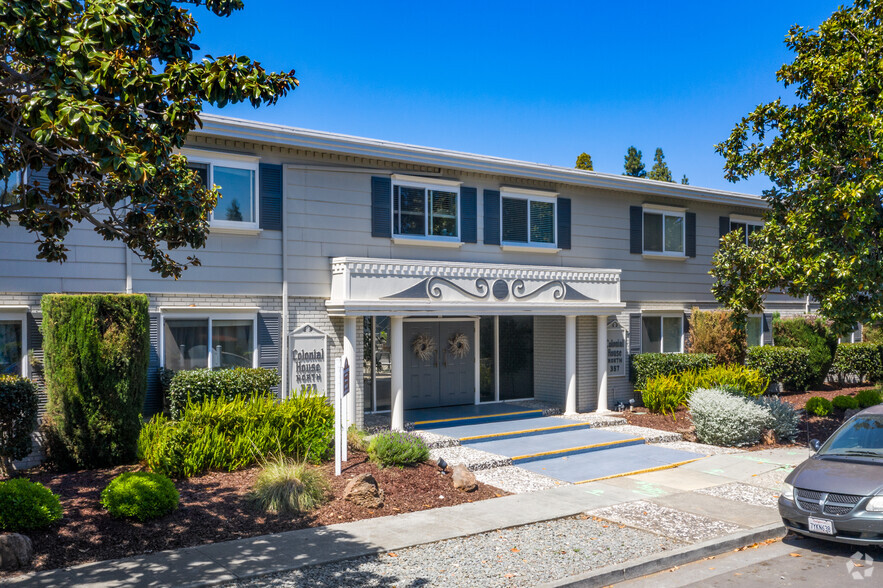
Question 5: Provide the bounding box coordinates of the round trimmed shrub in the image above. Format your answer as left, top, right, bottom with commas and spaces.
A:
832, 395, 860, 411
689, 388, 775, 447
101, 472, 179, 522
0, 478, 63, 532
368, 431, 429, 467
855, 388, 883, 408
805, 396, 834, 417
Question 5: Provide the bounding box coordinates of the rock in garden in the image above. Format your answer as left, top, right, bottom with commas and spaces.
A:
343, 473, 384, 509
0, 533, 33, 570
451, 464, 477, 492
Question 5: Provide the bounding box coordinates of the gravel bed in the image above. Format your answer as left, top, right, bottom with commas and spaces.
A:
414, 430, 460, 449
695, 482, 781, 508
473, 465, 568, 494
550, 413, 627, 427
587, 500, 742, 543
654, 441, 745, 456
741, 466, 795, 490
603, 424, 681, 443
429, 445, 511, 471
230, 515, 673, 588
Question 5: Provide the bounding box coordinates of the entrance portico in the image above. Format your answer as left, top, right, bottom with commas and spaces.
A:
327, 257, 624, 430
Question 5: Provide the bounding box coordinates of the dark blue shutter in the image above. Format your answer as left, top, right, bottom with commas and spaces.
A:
371, 176, 392, 238
258, 313, 282, 396
145, 313, 161, 416
762, 313, 773, 346
719, 216, 731, 241
685, 212, 696, 258
683, 311, 692, 352
629, 206, 643, 254
628, 312, 642, 381
557, 197, 571, 250
26, 312, 46, 415
259, 163, 283, 231
483, 189, 501, 245
461, 187, 477, 243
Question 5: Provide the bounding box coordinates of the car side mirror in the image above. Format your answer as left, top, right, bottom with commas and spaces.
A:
810, 439, 821, 453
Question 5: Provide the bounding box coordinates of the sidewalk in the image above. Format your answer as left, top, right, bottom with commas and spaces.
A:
1, 447, 809, 588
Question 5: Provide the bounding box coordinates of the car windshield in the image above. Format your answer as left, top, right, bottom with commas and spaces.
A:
819, 414, 883, 458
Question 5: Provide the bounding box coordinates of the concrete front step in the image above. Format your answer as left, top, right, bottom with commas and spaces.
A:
428, 416, 594, 443
411, 408, 545, 430
466, 427, 647, 464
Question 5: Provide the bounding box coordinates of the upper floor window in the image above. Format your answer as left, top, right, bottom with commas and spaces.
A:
184, 150, 259, 229
501, 188, 556, 247
162, 314, 256, 371
642, 315, 683, 353
644, 207, 684, 255
392, 175, 460, 240
730, 218, 763, 245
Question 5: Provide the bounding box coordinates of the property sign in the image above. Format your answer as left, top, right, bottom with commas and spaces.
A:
342, 358, 350, 397
290, 324, 328, 397
607, 318, 625, 377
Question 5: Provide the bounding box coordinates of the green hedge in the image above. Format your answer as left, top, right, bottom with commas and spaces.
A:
138, 392, 333, 478
167, 367, 280, 419
631, 353, 716, 391
772, 315, 838, 387
855, 388, 883, 408
42, 294, 149, 469
745, 346, 813, 392
0, 375, 38, 475
829, 343, 883, 384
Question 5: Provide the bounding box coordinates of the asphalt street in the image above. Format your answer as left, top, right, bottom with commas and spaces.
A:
617, 533, 882, 587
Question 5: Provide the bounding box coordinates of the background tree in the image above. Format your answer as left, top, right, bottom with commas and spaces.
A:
575, 152, 594, 170
681, 174, 689, 185
0, 0, 298, 278
713, 0, 883, 330
647, 147, 673, 182
623, 146, 646, 177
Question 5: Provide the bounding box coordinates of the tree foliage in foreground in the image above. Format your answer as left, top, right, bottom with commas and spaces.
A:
712, 0, 883, 330
0, 0, 298, 277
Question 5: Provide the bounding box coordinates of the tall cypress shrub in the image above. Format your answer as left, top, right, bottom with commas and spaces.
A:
42, 294, 149, 469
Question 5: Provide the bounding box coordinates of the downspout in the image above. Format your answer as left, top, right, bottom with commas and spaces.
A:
125, 248, 133, 294
281, 166, 290, 399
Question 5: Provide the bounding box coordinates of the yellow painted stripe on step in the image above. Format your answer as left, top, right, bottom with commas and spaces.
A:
573, 457, 704, 484
510, 437, 645, 461
459, 422, 590, 441
412, 410, 543, 426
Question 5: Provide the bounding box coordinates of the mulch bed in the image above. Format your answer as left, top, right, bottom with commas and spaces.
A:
0, 452, 506, 578
620, 384, 877, 451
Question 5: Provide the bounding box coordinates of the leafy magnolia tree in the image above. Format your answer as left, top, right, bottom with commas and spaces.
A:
713, 0, 883, 330
575, 152, 594, 170
648, 147, 673, 182
0, 0, 298, 278
623, 146, 645, 177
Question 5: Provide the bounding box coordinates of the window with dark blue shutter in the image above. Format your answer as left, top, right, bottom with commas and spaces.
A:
371, 176, 392, 238
557, 197, 571, 249
258, 313, 281, 396
502, 197, 528, 242
145, 313, 162, 416
483, 189, 501, 245
461, 187, 477, 243
719, 216, 731, 241
259, 163, 283, 231
500, 190, 558, 247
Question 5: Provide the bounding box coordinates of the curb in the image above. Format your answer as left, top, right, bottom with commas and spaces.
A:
540, 523, 786, 588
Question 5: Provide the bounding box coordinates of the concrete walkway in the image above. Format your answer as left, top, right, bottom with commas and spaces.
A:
1, 447, 809, 588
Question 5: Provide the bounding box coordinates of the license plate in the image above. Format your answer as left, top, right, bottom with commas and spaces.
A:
808, 517, 835, 535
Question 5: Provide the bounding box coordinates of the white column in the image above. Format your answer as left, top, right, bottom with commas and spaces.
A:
596, 315, 609, 413
564, 315, 577, 415
390, 316, 404, 431
343, 316, 357, 428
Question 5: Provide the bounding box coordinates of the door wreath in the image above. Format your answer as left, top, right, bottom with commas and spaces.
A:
411, 333, 437, 361
447, 332, 470, 359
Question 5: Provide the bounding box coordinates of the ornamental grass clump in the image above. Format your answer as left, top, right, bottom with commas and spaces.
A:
855, 388, 883, 408
0, 478, 63, 532
249, 455, 330, 515
689, 388, 775, 447
368, 431, 429, 468
101, 472, 179, 522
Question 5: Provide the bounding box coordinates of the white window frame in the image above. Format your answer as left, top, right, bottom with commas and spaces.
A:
746, 314, 765, 348
0, 310, 27, 378
159, 311, 259, 371
500, 187, 558, 249
641, 314, 684, 354
391, 174, 462, 244
181, 149, 260, 231
729, 215, 764, 246
643, 205, 685, 257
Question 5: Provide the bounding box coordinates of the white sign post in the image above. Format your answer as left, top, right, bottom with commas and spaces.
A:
334, 357, 350, 476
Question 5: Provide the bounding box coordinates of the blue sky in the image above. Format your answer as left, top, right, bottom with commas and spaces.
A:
195, 1, 838, 194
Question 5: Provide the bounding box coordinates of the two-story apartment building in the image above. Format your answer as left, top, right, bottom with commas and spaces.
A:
0, 114, 806, 433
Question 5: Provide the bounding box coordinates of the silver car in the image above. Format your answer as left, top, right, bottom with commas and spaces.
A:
778, 404, 883, 546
